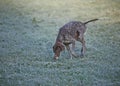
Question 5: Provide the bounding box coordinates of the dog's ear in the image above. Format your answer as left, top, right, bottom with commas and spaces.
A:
57, 42, 65, 51
53, 42, 65, 53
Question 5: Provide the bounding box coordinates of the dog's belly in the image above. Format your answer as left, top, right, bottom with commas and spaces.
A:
62, 35, 75, 45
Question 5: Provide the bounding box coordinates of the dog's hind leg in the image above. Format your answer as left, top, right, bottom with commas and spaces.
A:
77, 37, 86, 57
81, 39, 86, 57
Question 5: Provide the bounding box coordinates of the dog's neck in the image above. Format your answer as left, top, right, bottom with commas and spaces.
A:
55, 40, 62, 45
56, 34, 63, 43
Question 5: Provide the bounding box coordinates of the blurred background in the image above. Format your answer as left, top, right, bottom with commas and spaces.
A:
0, 0, 120, 86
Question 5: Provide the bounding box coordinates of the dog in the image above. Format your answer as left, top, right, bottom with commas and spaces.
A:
53, 19, 98, 60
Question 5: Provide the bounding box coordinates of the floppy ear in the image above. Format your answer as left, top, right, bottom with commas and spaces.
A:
57, 42, 65, 51
53, 42, 65, 53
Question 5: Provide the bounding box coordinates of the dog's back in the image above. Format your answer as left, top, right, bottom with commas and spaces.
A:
57, 21, 86, 44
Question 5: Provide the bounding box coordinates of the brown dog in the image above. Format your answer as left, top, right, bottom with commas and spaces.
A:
53, 19, 98, 60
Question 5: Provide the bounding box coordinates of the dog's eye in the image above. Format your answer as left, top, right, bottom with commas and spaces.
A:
53, 46, 55, 49
53, 46, 56, 52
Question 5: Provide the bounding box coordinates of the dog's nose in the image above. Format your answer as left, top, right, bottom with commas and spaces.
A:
55, 57, 59, 60
54, 55, 59, 60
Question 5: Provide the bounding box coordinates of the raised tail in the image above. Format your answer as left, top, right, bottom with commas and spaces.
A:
84, 19, 98, 25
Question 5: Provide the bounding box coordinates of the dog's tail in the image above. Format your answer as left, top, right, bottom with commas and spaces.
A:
84, 19, 98, 25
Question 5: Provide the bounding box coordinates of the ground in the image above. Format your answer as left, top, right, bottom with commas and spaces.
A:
0, 0, 120, 86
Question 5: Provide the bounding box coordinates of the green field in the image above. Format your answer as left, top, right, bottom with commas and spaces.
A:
0, 0, 120, 86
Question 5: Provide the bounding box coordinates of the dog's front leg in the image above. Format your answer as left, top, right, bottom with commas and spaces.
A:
65, 45, 73, 59
71, 42, 77, 58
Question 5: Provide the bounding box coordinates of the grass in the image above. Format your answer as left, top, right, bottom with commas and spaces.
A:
0, 0, 120, 86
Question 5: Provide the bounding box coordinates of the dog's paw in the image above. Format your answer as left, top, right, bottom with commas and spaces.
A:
73, 55, 79, 58
80, 54, 84, 58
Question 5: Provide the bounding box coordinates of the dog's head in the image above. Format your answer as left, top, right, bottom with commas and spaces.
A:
53, 42, 65, 60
